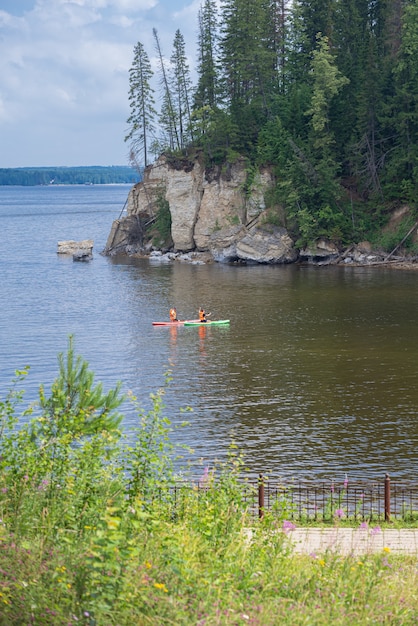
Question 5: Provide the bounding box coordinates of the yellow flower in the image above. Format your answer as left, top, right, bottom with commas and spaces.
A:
154, 582, 168, 593
106, 519, 120, 530
318, 559, 325, 567
383, 546, 391, 553
144, 561, 152, 569
357, 561, 363, 566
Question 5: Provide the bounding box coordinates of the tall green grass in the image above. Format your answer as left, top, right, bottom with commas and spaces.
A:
1, 338, 417, 624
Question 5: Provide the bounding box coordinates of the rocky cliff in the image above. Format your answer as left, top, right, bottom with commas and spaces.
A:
103, 153, 418, 268
103, 153, 297, 264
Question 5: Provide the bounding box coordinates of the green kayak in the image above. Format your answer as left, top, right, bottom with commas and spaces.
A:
184, 319, 230, 326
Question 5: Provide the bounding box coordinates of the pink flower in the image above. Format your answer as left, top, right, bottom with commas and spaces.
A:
282, 520, 296, 533
199, 466, 210, 487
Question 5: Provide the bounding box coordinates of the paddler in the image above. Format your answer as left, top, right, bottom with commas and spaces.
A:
199, 307, 209, 322
169, 307, 179, 322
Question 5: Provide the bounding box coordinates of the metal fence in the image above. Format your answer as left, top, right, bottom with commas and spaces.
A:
166, 474, 418, 523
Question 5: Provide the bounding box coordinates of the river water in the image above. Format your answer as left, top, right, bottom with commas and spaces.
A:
1, 185, 418, 481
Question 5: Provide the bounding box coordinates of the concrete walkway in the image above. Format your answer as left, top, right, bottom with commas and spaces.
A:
285, 526, 418, 556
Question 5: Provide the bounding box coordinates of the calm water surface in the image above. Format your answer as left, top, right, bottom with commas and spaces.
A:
1, 185, 418, 481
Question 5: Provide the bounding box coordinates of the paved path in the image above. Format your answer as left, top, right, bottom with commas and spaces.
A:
285, 527, 418, 555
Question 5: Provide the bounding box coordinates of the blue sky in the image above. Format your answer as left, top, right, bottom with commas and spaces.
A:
0, 0, 202, 167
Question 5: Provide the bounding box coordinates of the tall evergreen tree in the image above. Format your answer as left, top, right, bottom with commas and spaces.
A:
125, 42, 157, 168
281, 34, 350, 245
194, 0, 219, 110
171, 30, 194, 148
385, 0, 418, 201
153, 28, 180, 151
218, 0, 279, 153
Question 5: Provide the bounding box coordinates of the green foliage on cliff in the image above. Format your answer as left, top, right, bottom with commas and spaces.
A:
150, 191, 173, 248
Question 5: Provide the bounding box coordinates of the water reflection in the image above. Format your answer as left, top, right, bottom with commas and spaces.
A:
127, 263, 418, 481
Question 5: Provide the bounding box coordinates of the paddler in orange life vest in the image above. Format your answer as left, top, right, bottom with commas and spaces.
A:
199, 307, 208, 322
169, 307, 179, 322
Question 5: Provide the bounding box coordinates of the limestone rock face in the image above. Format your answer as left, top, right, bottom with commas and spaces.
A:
209, 224, 296, 264
165, 159, 204, 251
104, 153, 296, 264
236, 227, 298, 264
299, 238, 339, 264
194, 159, 248, 250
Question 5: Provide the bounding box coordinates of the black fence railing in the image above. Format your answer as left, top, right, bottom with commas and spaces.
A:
164, 474, 418, 523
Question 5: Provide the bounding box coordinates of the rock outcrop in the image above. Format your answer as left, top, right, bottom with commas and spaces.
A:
103, 154, 296, 265
57, 240, 93, 256
102, 153, 418, 268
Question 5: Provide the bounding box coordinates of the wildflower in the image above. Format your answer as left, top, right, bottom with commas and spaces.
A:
383, 546, 391, 553
199, 466, 210, 487
359, 521, 368, 530
154, 582, 168, 593
371, 526, 381, 535
282, 520, 296, 533
318, 559, 325, 567
335, 508, 344, 519
106, 518, 119, 530
144, 561, 152, 569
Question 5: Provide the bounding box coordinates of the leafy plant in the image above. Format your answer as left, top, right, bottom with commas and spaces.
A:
152, 190, 172, 246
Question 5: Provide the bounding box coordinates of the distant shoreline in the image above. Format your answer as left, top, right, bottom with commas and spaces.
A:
0, 165, 141, 186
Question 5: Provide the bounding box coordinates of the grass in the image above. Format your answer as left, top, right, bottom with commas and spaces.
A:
1, 339, 418, 624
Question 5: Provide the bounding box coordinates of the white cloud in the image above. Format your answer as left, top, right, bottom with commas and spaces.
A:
0, 0, 200, 167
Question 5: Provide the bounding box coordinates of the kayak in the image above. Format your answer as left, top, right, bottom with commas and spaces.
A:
152, 319, 200, 326
184, 319, 230, 326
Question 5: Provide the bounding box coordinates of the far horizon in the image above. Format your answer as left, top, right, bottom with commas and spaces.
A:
0, 165, 136, 169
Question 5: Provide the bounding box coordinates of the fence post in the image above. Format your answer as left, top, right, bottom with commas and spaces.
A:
258, 474, 265, 519
384, 473, 391, 521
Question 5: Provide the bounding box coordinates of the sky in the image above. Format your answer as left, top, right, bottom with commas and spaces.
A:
0, 0, 202, 167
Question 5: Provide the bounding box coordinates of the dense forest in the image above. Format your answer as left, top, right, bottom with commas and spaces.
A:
126, 0, 418, 249
0, 166, 141, 187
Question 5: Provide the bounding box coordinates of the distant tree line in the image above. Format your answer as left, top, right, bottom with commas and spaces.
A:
0, 166, 141, 187
125, 0, 418, 249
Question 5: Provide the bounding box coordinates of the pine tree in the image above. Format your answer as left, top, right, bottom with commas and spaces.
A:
153, 28, 180, 151
194, 0, 219, 110
171, 30, 195, 148
218, 0, 279, 154
385, 0, 418, 201
125, 42, 157, 168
